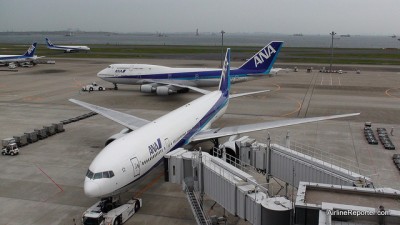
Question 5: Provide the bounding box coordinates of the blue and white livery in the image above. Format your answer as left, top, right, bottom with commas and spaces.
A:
45, 37, 90, 53
0, 43, 42, 65
70, 49, 359, 198
97, 41, 284, 95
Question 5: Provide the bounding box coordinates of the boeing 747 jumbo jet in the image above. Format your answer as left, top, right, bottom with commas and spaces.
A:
96, 41, 283, 95
0, 43, 42, 66
45, 37, 90, 53
70, 49, 359, 199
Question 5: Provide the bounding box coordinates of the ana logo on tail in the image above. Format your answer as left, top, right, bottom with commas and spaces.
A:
27, 45, 35, 55
254, 45, 276, 68
46, 38, 53, 46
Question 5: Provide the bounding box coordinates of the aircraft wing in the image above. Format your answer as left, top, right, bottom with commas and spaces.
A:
143, 79, 270, 98
142, 79, 211, 95
69, 99, 150, 130
190, 113, 360, 142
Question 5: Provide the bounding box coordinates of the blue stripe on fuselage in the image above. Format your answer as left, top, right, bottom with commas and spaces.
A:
0, 55, 31, 61
171, 92, 228, 150
103, 67, 269, 81
50, 46, 83, 51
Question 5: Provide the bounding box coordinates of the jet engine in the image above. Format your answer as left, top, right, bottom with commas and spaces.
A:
140, 84, 159, 93
156, 85, 178, 95
105, 128, 132, 146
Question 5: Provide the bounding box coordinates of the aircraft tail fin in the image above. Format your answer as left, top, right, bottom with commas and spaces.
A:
23, 43, 37, 57
45, 38, 54, 47
238, 41, 283, 74
218, 48, 231, 96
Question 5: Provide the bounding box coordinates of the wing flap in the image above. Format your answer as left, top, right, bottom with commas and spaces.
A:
191, 113, 360, 142
69, 99, 150, 130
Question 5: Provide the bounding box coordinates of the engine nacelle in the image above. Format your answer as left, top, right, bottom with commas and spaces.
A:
156, 86, 177, 95
105, 128, 132, 146
140, 84, 158, 93
220, 135, 249, 158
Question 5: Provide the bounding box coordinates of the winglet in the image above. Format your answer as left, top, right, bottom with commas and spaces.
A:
238, 41, 283, 74
23, 43, 37, 57
218, 48, 231, 96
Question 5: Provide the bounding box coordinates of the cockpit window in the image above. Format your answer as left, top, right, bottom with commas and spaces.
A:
103, 171, 110, 178
107, 66, 111, 68
93, 172, 103, 179
86, 170, 94, 179
90, 170, 114, 179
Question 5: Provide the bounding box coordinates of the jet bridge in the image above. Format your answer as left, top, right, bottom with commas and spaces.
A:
163, 135, 375, 225
222, 136, 373, 188
164, 148, 293, 225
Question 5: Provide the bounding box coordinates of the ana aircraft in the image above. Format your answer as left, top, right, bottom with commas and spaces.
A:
70, 48, 359, 198
0, 43, 42, 66
97, 41, 284, 95
45, 37, 90, 53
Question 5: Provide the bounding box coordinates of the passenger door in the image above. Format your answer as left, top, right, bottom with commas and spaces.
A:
164, 138, 170, 151
130, 157, 140, 177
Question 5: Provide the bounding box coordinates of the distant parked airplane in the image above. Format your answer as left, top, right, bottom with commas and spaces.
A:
70, 48, 359, 198
0, 43, 43, 66
45, 37, 90, 53
97, 41, 284, 94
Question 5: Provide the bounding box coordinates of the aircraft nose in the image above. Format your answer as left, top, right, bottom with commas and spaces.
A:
97, 69, 107, 78
84, 180, 102, 198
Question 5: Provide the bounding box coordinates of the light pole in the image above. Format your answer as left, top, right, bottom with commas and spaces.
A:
329, 31, 336, 72
220, 30, 225, 68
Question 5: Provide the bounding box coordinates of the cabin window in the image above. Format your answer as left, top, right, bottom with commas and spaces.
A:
173, 166, 175, 175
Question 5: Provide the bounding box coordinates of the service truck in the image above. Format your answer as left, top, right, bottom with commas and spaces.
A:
82, 198, 142, 225
82, 82, 105, 92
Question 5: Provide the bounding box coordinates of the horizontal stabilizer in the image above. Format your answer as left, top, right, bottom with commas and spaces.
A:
69, 99, 150, 130
229, 90, 269, 99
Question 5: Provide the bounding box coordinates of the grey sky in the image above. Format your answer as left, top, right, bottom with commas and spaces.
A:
0, 0, 398, 35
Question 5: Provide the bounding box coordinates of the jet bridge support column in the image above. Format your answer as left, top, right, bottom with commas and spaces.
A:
266, 133, 272, 191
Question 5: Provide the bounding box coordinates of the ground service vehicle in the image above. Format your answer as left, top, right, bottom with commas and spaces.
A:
82, 82, 105, 92
2, 142, 19, 156
8, 63, 16, 69
82, 198, 142, 225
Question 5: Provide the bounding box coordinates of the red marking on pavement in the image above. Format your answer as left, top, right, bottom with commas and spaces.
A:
37, 165, 64, 192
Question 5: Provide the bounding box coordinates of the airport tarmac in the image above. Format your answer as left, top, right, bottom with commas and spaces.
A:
0, 58, 399, 225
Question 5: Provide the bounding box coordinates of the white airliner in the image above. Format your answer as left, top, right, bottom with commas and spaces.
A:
0, 43, 42, 65
70, 49, 359, 198
45, 37, 90, 53
96, 41, 284, 94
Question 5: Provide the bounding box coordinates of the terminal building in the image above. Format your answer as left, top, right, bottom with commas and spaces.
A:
163, 136, 400, 225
